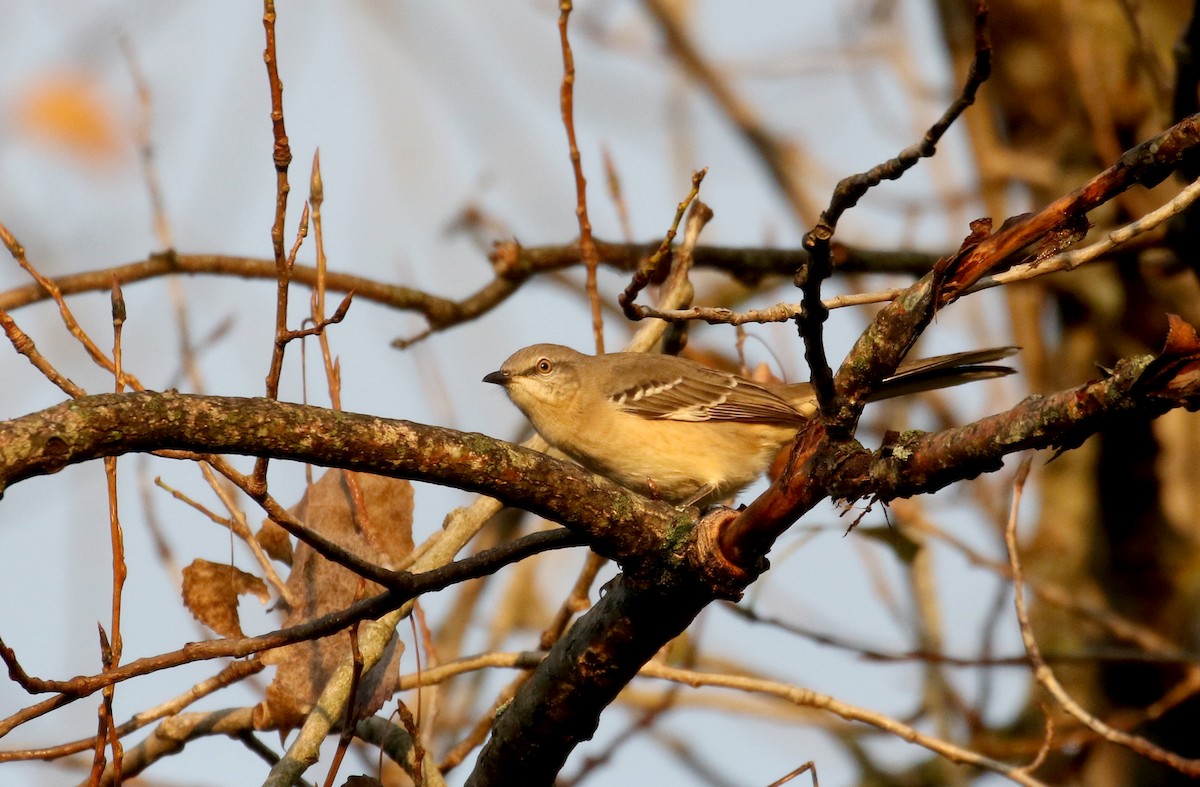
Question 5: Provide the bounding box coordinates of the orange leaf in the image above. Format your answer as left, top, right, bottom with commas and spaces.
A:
17, 73, 123, 163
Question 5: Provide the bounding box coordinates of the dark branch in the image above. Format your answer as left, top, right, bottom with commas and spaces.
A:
466, 572, 714, 787
0, 527, 583, 736
1172, 0, 1200, 180
835, 110, 1200, 427
0, 242, 944, 326
797, 2, 992, 428
721, 317, 1200, 566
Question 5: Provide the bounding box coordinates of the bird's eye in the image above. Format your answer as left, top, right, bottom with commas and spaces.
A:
536, 358, 553, 374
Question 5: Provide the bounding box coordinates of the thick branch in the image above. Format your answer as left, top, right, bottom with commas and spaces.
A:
722, 317, 1200, 565
471, 111, 1200, 783
5, 336, 1200, 784
466, 573, 714, 787
474, 328, 1200, 781
839, 354, 1178, 500
721, 112, 1200, 558
0, 392, 686, 567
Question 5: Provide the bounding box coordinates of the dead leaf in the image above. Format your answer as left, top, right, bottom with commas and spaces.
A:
1163, 313, 1200, 355
181, 559, 270, 638
255, 518, 293, 566
1135, 314, 1200, 402
253, 470, 414, 730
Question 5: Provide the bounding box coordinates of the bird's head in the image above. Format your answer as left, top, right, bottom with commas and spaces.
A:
483, 344, 586, 417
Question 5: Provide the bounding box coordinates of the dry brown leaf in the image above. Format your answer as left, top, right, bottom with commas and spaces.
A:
254, 469, 415, 731
181, 559, 270, 638
1136, 315, 1200, 400
255, 518, 293, 566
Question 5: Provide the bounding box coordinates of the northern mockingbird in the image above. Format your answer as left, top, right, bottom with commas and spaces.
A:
484, 344, 1016, 507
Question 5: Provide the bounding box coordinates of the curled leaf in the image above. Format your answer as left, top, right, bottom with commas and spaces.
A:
181, 559, 270, 638
1135, 315, 1200, 402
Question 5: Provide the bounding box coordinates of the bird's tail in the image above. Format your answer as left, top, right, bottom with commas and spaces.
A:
868, 346, 1019, 402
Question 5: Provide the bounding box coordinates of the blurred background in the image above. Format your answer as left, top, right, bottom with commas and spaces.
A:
1, 1, 1196, 785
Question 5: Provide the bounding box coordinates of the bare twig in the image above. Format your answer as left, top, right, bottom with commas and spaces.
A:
89, 708, 296, 786
601, 146, 635, 242
1004, 459, 1200, 777
1113, 0, 1171, 110
306, 150, 344, 411
0, 529, 581, 739
119, 36, 174, 251
797, 1, 991, 424
557, 0, 605, 353
321, 623, 363, 787
765, 761, 818, 787
0, 222, 142, 391
253, 0, 298, 495
633, 174, 1200, 325
98, 278, 129, 784
0, 242, 941, 317
89, 628, 112, 784
188, 463, 294, 605
0, 657, 264, 762
639, 661, 1048, 787
0, 307, 85, 398
618, 169, 708, 318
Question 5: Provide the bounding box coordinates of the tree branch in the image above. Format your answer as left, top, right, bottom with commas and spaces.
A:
0, 392, 685, 567
4, 321, 1200, 784
0, 242, 942, 326
0, 527, 582, 739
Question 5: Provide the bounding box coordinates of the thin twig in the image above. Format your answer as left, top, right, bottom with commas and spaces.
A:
92, 707, 308, 787
195, 462, 294, 605
557, 0, 605, 353
896, 500, 1193, 659
99, 278, 129, 784
0, 222, 142, 391
1004, 458, 1200, 778
0, 307, 86, 397
119, 36, 174, 251
798, 1, 991, 424
618, 169, 707, 317
632, 174, 1200, 325
253, 0, 297, 495
639, 661, 1048, 787
0, 658, 264, 762
641, 0, 818, 225
322, 622, 363, 787
89, 627, 111, 784
601, 146, 635, 242
0, 529, 581, 738
307, 150, 344, 411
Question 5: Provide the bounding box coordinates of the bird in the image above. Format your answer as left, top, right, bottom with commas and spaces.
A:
484, 343, 1017, 508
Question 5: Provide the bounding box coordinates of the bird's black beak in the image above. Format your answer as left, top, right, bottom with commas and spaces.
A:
483, 370, 509, 386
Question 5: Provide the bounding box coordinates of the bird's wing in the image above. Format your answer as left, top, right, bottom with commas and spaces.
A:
609, 366, 805, 424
